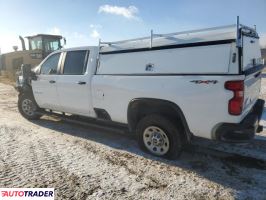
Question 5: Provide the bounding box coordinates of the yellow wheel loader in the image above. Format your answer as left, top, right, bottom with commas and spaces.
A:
0, 34, 65, 80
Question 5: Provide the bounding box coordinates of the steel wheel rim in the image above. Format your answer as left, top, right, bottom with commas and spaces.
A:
143, 126, 170, 156
22, 99, 35, 116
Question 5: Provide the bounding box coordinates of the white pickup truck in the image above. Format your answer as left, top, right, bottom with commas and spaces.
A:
16, 22, 265, 159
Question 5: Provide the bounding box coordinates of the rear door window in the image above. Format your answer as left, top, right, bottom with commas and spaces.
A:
63, 50, 88, 75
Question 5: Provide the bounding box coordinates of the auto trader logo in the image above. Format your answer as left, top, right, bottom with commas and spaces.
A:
0, 188, 54, 200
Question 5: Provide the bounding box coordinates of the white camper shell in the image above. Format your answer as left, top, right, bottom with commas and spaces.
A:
99, 25, 238, 74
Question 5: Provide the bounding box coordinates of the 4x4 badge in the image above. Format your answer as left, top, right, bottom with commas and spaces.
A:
190, 80, 218, 84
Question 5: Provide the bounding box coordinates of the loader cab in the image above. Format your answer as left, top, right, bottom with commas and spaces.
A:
26, 34, 64, 58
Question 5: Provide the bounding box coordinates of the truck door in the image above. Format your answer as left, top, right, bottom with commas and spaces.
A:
32, 52, 61, 110
56, 50, 95, 117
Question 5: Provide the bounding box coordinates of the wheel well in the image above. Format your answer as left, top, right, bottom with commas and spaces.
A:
18, 83, 33, 97
127, 98, 192, 142
18, 89, 34, 100
18, 85, 41, 109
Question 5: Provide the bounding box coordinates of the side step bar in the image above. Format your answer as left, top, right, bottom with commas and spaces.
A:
36, 110, 130, 134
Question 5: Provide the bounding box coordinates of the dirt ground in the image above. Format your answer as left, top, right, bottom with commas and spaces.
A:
0, 77, 266, 200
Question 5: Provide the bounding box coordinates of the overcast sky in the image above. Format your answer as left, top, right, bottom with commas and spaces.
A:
0, 0, 265, 53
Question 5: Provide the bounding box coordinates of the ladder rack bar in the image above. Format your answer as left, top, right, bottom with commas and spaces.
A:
239, 24, 256, 32
98, 39, 101, 49
150, 29, 153, 48
100, 24, 236, 47
236, 16, 241, 47
153, 24, 235, 38
100, 36, 150, 46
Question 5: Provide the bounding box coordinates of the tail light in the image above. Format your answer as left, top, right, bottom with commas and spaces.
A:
225, 80, 244, 115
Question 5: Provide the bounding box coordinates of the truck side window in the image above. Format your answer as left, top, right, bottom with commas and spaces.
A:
40, 53, 61, 74
63, 51, 88, 75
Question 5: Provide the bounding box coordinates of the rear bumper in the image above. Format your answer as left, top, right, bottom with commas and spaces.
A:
215, 99, 265, 142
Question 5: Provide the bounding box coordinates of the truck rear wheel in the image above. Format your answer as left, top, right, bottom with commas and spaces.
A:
18, 94, 42, 120
136, 114, 183, 159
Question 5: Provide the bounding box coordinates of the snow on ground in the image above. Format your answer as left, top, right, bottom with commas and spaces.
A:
0, 76, 266, 200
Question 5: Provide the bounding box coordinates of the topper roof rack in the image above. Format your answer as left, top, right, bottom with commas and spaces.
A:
98, 16, 257, 52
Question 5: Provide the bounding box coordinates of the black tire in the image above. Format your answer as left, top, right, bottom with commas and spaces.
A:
136, 114, 183, 160
18, 94, 42, 120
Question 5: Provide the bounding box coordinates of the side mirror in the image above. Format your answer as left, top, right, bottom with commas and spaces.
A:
63, 37, 66, 46
60, 37, 66, 49
21, 64, 38, 81
30, 71, 38, 81
21, 64, 32, 77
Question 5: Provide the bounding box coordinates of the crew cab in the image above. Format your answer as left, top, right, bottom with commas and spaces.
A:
16, 22, 265, 159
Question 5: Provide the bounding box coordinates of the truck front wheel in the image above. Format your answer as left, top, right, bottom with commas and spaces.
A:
136, 115, 183, 159
18, 94, 42, 120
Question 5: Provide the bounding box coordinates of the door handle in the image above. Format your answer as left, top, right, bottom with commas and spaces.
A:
49, 80, 56, 84
77, 81, 86, 85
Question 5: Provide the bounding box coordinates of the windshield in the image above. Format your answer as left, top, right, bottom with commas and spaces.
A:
43, 38, 61, 52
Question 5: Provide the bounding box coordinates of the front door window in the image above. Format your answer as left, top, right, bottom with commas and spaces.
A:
40, 53, 61, 74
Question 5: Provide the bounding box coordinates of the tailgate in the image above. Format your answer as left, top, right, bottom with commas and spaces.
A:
242, 35, 264, 114
243, 70, 262, 114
